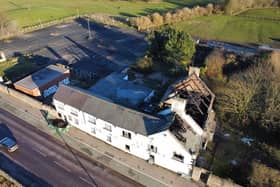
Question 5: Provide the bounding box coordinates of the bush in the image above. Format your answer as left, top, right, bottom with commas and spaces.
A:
129, 3, 215, 30
269, 50, 280, 74
134, 56, 153, 73
151, 13, 163, 27
205, 49, 226, 81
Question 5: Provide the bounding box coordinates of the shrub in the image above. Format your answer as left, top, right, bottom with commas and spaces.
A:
151, 13, 163, 27
249, 161, 280, 187
205, 49, 226, 81
163, 12, 172, 24
134, 56, 153, 73
269, 50, 280, 74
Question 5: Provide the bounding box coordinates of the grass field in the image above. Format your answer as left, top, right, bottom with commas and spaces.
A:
239, 8, 280, 19
173, 14, 280, 44
0, 0, 218, 27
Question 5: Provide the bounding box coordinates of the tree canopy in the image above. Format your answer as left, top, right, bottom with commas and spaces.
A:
149, 26, 195, 73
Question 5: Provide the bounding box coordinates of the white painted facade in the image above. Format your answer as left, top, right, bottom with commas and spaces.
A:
53, 99, 194, 175
43, 78, 70, 98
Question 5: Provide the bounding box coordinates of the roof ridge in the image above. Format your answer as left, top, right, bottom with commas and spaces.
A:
60, 84, 161, 120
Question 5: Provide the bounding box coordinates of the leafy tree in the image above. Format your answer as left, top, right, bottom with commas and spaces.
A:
149, 26, 195, 73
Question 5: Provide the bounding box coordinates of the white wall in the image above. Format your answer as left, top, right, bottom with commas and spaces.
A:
149, 131, 193, 175
53, 99, 193, 175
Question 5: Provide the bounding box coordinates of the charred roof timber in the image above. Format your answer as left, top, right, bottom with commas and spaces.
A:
161, 67, 216, 151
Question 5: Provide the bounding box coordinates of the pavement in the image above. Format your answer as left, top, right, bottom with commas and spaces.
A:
0, 90, 200, 187
0, 108, 142, 187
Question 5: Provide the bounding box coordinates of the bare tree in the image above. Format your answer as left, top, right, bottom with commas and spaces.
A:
217, 63, 268, 124
0, 12, 10, 37
269, 50, 280, 74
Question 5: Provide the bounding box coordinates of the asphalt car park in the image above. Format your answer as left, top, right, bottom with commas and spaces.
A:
0, 18, 148, 80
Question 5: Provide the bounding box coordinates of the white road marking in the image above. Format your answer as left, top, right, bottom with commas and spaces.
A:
33, 148, 47, 157
79, 176, 95, 186
53, 160, 71, 172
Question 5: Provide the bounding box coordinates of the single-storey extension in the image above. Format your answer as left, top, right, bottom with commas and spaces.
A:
14, 64, 70, 98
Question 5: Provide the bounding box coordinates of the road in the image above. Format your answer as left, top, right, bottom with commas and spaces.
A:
0, 108, 142, 187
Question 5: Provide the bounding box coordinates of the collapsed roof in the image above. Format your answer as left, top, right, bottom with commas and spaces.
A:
161, 67, 216, 152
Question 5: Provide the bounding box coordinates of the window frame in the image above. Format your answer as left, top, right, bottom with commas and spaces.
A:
122, 131, 131, 139
172, 153, 184, 163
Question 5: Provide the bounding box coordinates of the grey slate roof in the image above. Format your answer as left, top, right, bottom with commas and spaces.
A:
14, 64, 69, 90
54, 85, 171, 136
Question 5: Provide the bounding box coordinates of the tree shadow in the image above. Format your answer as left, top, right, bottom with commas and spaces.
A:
4, 53, 51, 82
0, 123, 16, 142
270, 37, 280, 42
163, 0, 222, 7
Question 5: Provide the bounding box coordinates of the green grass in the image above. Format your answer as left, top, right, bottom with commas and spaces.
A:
0, 59, 18, 76
0, 0, 218, 27
239, 8, 280, 19
0, 58, 38, 81
173, 14, 280, 44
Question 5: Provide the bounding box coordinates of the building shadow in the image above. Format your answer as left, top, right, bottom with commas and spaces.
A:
0, 153, 52, 187
0, 123, 16, 141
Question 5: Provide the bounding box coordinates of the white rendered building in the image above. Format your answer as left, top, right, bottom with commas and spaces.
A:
53, 85, 197, 175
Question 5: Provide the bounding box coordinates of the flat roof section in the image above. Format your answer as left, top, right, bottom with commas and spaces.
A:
14, 64, 69, 90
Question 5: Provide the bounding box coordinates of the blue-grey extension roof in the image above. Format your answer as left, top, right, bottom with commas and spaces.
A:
14, 64, 69, 90
54, 84, 171, 136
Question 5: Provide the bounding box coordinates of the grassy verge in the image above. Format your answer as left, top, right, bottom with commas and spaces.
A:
0, 57, 43, 81
173, 14, 280, 44
1, 0, 218, 27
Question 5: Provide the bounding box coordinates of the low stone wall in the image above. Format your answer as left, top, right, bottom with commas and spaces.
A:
192, 166, 242, 187
0, 84, 58, 117
0, 169, 22, 187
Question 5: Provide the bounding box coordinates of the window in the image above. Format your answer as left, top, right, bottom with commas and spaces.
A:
70, 109, 78, 117
148, 155, 155, 164
58, 106, 64, 111
74, 118, 79, 125
172, 153, 184, 163
149, 145, 157, 153
107, 135, 112, 142
68, 115, 72, 121
125, 145, 130, 151
88, 116, 96, 125
104, 124, 112, 132
122, 131, 131, 139
91, 127, 96, 134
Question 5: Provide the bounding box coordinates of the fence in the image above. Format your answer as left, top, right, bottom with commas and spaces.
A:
0, 169, 22, 187
192, 166, 242, 187
0, 84, 58, 117
0, 13, 129, 41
